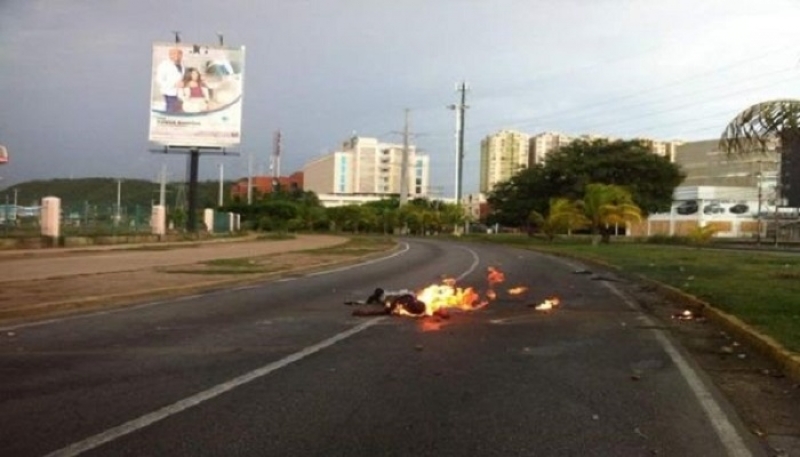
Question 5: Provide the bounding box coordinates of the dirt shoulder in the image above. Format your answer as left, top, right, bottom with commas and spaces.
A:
0, 235, 396, 323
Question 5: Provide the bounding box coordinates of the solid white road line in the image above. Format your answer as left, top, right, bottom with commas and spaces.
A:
455, 245, 481, 281
601, 281, 752, 457
306, 242, 410, 276
43, 317, 386, 457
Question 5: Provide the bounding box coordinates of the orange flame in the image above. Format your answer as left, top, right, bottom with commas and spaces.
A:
487, 267, 505, 288
414, 282, 486, 316
508, 286, 528, 295
393, 267, 509, 318
534, 296, 560, 312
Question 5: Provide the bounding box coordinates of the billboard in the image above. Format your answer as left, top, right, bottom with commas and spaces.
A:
148, 42, 245, 148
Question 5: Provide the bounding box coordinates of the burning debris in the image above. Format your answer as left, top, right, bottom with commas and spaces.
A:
671, 309, 705, 322
531, 296, 561, 312
672, 309, 694, 320
507, 287, 528, 296
348, 267, 516, 318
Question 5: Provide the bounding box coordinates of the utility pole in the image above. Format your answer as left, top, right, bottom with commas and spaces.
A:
448, 82, 470, 234
247, 152, 253, 204
272, 130, 282, 193
774, 181, 781, 248
756, 160, 763, 245
159, 164, 167, 207
218, 163, 224, 207
12, 188, 18, 223
448, 82, 469, 205
115, 179, 122, 226
400, 108, 410, 206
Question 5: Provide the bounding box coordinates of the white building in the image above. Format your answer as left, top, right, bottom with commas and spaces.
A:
303, 136, 431, 205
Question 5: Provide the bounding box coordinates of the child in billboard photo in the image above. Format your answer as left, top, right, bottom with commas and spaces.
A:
181, 67, 211, 113
155, 47, 185, 113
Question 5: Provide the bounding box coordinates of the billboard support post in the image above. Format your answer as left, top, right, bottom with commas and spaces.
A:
187, 149, 200, 232
150, 145, 239, 233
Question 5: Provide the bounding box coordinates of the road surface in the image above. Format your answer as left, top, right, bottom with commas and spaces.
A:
0, 239, 765, 456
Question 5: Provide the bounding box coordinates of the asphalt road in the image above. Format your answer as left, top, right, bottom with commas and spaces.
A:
0, 239, 766, 456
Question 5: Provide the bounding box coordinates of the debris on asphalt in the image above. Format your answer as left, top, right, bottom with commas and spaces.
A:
7, 332, 15, 337
634, 427, 649, 439
573, 269, 592, 275
414, 344, 424, 352
590, 275, 622, 282
592, 414, 600, 421
720, 345, 734, 354
737, 353, 747, 359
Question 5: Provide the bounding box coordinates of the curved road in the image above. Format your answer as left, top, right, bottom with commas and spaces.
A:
0, 239, 765, 456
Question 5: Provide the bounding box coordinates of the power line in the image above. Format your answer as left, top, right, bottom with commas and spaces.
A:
421, 46, 797, 138
577, 73, 799, 133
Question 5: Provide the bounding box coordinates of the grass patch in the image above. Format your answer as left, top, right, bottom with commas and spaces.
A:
166, 258, 286, 275
475, 234, 800, 352
256, 232, 296, 241
118, 245, 187, 252
164, 257, 270, 275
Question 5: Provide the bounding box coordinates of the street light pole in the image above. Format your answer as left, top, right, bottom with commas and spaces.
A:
218, 163, 224, 207
12, 188, 18, 224
115, 179, 122, 226
756, 168, 763, 245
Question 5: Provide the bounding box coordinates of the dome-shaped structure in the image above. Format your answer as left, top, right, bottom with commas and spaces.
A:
719, 99, 800, 206
719, 99, 800, 154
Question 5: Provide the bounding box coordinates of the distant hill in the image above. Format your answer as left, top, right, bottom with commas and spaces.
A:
0, 177, 236, 211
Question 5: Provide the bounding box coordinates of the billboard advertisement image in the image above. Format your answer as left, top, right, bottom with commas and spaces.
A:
148, 42, 245, 148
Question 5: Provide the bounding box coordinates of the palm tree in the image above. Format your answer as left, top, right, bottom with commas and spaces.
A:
547, 198, 589, 237
582, 183, 642, 244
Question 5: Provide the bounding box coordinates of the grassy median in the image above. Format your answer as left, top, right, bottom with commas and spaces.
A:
471, 234, 800, 353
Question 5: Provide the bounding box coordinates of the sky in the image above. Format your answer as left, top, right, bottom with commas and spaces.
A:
2, 0, 800, 200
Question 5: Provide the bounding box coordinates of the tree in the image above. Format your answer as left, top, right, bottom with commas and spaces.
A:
547, 198, 589, 237
487, 139, 683, 230
581, 183, 642, 244
486, 164, 550, 231
542, 139, 684, 215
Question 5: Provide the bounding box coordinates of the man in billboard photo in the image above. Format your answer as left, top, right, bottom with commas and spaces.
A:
156, 47, 184, 113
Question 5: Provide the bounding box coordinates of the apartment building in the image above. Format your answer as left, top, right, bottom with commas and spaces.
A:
479, 130, 531, 193
528, 131, 573, 165
637, 138, 682, 162
303, 136, 430, 199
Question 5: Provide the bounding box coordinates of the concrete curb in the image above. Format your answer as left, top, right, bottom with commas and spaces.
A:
636, 276, 800, 383
534, 248, 800, 383
0, 243, 403, 323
